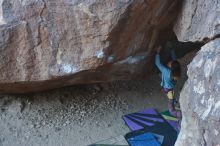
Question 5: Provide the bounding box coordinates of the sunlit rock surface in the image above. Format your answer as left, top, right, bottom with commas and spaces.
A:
0, 0, 181, 93
176, 39, 220, 146
174, 0, 220, 42
174, 0, 220, 145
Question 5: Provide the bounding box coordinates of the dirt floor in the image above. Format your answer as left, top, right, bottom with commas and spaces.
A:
0, 51, 196, 146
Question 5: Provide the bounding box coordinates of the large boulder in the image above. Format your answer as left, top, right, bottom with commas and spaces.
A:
174, 0, 220, 145
174, 0, 220, 42
0, 0, 181, 93
175, 39, 220, 146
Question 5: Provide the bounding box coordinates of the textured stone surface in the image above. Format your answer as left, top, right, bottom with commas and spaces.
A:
0, 0, 180, 93
174, 0, 220, 42
174, 1, 220, 145
175, 39, 220, 146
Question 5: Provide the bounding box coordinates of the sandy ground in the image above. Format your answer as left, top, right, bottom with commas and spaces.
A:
0, 51, 195, 146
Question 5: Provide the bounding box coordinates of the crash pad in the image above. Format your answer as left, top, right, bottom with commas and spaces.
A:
126, 132, 160, 146
123, 108, 164, 131
89, 135, 128, 146
161, 110, 179, 131
123, 108, 177, 146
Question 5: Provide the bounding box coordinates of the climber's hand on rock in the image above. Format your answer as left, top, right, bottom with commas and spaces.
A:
156, 46, 162, 53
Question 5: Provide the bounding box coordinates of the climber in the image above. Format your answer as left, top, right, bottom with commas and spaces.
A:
155, 45, 182, 127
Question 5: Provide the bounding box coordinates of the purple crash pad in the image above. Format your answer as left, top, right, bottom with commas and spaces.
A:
123, 108, 164, 131
161, 110, 180, 131
123, 108, 178, 146
167, 120, 179, 131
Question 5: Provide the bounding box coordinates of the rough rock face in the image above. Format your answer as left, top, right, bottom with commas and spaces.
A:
174, 0, 220, 145
175, 39, 220, 146
0, 0, 181, 93
174, 0, 220, 42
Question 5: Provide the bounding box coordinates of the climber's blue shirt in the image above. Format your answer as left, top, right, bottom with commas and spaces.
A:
155, 54, 175, 89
